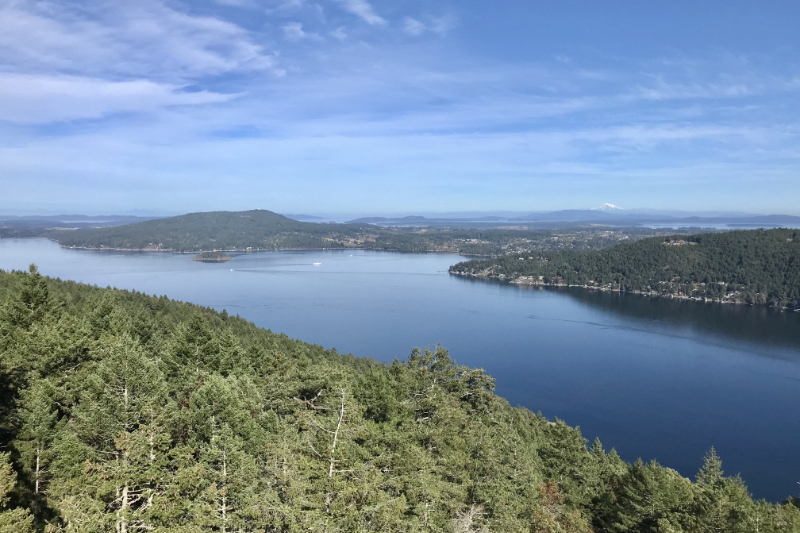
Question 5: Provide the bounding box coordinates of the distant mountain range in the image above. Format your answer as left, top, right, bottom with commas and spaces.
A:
4, 209, 799, 233
591, 203, 625, 212
347, 215, 507, 225
511, 210, 800, 226
345, 208, 800, 228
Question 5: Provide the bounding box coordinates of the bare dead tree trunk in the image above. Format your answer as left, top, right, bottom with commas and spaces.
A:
328, 389, 346, 478
452, 504, 484, 533
123, 385, 128, 421
114, 444, 130, 533
148, 413, 156, 465
34, 446, 40, 495
117, 482, 129, 533
121, 483, 129, 533
220, 451, 228, 533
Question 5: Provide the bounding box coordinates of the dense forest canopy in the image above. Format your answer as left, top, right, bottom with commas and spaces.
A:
49, 209, 687, 256
450, 229, 800, 308
0, 266, 798, 531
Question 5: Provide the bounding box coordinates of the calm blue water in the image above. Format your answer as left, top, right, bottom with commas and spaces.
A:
1, 239, 799, 502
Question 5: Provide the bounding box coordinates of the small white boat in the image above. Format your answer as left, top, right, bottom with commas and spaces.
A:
313, 262, 321, 266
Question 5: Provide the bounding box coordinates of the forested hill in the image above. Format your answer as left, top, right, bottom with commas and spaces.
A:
450, 229, 800, 308
1, 266, 799, 531
55, 209, 373, 252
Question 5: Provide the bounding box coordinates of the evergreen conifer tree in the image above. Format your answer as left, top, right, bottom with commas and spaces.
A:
0, 452, 33, 533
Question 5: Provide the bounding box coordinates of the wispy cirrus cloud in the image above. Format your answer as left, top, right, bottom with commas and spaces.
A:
0, 0, 275, 81
214, 0, 260, 8
331, 0, 385, 25
330, 26, 348, 40
282, 21, 322, 41
0, 74, 235, 124
402, 17, 425, 36
0, 0, 273, 123
402, 14, 457, 36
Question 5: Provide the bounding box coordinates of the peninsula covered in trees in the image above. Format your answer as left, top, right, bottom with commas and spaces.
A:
48, 209, 698, 257
450, 229, 800, 308
1, 266, 798, 531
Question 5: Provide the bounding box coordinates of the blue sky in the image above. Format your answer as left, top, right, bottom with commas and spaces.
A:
0, 0, 798, 215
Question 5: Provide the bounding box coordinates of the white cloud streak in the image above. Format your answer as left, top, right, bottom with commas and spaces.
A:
0, 0, 274, 81
0, 0, 274, 123
331, 0, 385, 25
402, 17, 425, 36
402, 14, 457, 36
214, 0, 259, 8
282, 21, 321, 41
0, 74, 234, 123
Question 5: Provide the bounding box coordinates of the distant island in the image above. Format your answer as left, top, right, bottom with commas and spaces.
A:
192, 251, 232, 262
55, 209, 369, 253
450, 229, 800, 309
51, 209, 678, 255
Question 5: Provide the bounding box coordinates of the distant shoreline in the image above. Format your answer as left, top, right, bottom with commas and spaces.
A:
55, 242, 478, 256
449, 271, 799, 311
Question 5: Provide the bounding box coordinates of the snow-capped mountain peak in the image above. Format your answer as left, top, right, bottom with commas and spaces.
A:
592, 203, 624, 211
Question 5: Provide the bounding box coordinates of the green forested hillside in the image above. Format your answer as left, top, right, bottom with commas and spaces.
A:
450, 229, 800, 308
55, 210, 372, 252
1, 266, 797, 532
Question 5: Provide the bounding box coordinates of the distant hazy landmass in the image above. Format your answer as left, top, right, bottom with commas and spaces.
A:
345, 209, 800, 228
509, 210, 800, 226
0, 214, 161, 224
50, 209, 687, 255
283, 213, 328, 221
0, 214, 164, 239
